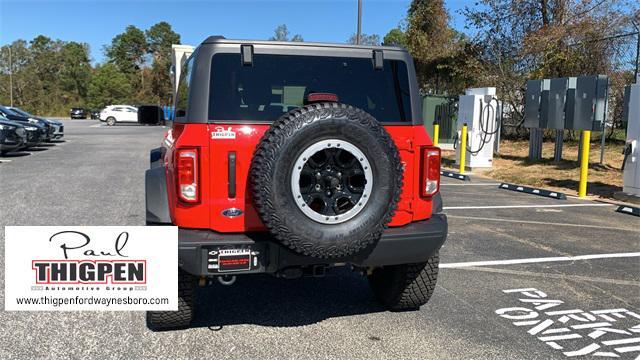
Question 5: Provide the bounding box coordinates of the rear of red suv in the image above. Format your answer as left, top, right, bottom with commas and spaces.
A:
145, 37, 447, 329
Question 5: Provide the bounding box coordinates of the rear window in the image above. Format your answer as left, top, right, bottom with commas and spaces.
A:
208, 53, 412, 122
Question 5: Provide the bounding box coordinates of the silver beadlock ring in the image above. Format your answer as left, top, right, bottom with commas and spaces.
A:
291, 139, 373, 224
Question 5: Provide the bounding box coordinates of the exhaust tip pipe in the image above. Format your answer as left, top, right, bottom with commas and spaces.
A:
217, 275, 237, 286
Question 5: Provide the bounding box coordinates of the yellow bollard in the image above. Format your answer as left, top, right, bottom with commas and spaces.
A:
578, 130, 591, 198
459, 123, 468, 174
433, 123, 440, 146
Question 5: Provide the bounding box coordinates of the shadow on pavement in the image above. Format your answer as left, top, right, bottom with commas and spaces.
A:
544, 178, 622, 197
0, 151, 31, 157
24, 147, 49, 152
191, 268, 384, 330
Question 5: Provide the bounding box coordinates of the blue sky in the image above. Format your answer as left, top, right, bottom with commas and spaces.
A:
0, 0, 470, 64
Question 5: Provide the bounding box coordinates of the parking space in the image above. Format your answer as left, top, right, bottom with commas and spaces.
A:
440, 174, 638, 261
0, 123, 638, 359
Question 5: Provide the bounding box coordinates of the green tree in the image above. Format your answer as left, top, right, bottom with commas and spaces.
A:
405, 0, 458, 92
146, 21, 180, 64
383, 28, 406, 47
87, 63, 132, 109
30, 35, 59, 79
0, 40, 39, 111
0, 22, 186, 115
346, 33, 380, 45
105, 25, 147, 74
59, 42, 91, 101
269, 24, 303, 42
146, 22, 181, 103
105, 25, 148, 103
26, 37, 70, 112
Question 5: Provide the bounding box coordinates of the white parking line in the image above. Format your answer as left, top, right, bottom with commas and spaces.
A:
441, 183, 501, 186
446, 215, 639, 232
443, 203, 613, 210
441, 252, 640, 268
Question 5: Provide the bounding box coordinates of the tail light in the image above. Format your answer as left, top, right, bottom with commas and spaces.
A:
176, 148, 199, 203
420, 146, 441, 198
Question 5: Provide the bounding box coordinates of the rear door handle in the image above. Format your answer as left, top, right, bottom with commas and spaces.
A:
228, 151, 237, 198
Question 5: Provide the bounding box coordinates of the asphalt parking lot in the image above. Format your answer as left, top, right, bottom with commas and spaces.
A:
1, 120, 638, 359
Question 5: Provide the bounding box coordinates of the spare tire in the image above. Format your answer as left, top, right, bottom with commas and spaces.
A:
250, 102, 403, 258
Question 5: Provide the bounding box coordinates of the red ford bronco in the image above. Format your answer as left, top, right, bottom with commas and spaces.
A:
144, 36, 447, 329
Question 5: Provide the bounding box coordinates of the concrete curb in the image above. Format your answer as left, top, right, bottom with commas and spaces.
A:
615, 204, 640, 217
440, 170, 471, 181
498, 183, 567, 200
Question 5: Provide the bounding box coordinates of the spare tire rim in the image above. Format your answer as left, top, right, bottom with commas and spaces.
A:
291, 139, 373, 224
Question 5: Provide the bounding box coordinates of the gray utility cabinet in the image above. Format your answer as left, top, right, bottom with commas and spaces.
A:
622, 85, 631, 124
540, 78, 568, 130
524, 79, 543, 128
565, 75, 608, 130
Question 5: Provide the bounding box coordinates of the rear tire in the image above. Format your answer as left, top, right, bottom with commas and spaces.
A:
147, 269, 196, 330
250, 102, 403, 259
106, 117, 116, 126
368, 252, 439, 311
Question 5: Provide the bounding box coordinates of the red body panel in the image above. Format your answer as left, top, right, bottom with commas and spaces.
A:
165, 123, 435, 232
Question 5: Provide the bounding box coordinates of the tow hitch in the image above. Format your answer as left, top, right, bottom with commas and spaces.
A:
217, 275, 237, 286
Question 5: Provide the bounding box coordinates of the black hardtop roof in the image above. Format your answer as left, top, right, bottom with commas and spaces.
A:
201, 36, 408, 53
180, 36, 422, 126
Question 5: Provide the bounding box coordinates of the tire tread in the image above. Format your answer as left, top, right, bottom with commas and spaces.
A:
147, 270, 195, 330
369, 253, 439, 310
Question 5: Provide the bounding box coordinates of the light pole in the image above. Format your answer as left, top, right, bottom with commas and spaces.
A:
356, 0, 362, 45
8, 45, 13, 107
634, 20, 639, 83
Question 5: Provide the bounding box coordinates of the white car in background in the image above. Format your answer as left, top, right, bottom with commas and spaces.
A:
100, 105, 138, 126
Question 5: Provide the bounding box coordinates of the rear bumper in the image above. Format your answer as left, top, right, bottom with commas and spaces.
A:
178, 214, 447, 276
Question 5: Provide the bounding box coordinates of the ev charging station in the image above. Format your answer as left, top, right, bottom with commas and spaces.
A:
455, 87, 500, 169
622, 83, 640, 198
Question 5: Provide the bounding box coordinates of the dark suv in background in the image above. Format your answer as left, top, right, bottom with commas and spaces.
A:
70, 107, 87, 119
